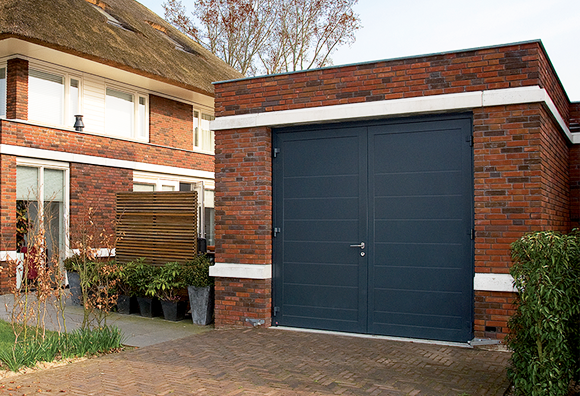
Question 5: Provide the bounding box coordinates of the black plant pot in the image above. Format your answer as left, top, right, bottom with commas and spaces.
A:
188, 285, 214, 325
67, 272, 82, 306
136, 296, 162, 317
117, 295, 139, 315
160, 300, 187, 321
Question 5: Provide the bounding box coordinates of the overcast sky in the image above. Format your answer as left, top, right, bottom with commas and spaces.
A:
138, 0, 580, 101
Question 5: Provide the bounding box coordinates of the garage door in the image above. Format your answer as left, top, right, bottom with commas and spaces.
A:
272, 114, 473, 342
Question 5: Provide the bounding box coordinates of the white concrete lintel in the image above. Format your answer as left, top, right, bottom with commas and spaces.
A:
474, 273, 516, 293
210, 263, 272, 279
211, 86, 576, 144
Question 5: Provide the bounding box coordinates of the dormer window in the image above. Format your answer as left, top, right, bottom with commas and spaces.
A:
88, 2, 133, 32
146, 21, 198, 55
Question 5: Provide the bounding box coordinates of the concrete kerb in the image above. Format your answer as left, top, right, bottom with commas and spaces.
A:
0, 292, 211, 347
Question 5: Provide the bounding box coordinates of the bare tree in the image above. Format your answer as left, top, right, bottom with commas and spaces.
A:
163, 0, 361, 76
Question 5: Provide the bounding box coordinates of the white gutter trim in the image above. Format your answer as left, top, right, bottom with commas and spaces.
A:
474, 273, 516, 293
210, 263, 272, 279
211, 86, 575, 144
0, 144, 214, 180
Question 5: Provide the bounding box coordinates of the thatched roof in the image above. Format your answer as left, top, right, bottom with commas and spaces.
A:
0, 0, 242, 96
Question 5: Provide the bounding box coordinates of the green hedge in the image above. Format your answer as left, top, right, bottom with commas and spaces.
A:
507, 231, 580, 395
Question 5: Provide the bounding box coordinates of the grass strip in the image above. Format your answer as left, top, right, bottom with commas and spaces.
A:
0, 320, 125, 372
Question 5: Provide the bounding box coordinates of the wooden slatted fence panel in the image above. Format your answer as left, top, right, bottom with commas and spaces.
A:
116, 191, 197, 266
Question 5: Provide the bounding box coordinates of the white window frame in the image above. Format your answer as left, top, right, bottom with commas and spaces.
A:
193, 110, 215, 154
105, 84, 149, 141
16, 157, 70, 261
27, 65, 82, 129
0, 63, 6, 118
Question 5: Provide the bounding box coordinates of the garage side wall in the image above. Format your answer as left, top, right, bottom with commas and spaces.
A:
472, 102, 571, 339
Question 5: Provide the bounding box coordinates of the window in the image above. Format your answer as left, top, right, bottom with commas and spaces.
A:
193, 111, 215, 153
203, 189, 215, 246
28, 69, 80, 128
16, 161, 68, 264
106, 87, 147, 139
0, 67, 5, 117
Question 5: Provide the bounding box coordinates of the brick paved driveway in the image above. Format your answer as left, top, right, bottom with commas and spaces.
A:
0, 328, 510, 396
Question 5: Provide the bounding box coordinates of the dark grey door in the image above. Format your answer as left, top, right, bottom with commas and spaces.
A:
273, 126, 369, 333
273, 114, 473, 342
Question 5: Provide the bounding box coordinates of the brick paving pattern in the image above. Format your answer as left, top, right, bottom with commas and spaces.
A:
0, 328, 511, 395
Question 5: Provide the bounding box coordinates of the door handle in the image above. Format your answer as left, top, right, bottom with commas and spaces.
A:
349, 242, 365, 249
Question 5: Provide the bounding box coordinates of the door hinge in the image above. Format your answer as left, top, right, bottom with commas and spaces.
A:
273, 227, 281, 237
273, 148, 281, 158
273, 306, 280, 316
466, 135, 473, 147
471, 229, 475, 240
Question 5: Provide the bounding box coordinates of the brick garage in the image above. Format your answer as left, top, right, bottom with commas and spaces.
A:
211, 40, 579, 342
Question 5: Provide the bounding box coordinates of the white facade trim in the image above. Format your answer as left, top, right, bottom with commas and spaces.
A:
0, 251, 18, 261
71, 248, 115, 258
211, 86, 575, 144
473, 273, 516, 292
210, 263, 272, 279
0, 144, 214, 180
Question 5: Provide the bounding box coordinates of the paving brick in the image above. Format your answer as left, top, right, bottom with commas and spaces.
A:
0, 328, 511, 395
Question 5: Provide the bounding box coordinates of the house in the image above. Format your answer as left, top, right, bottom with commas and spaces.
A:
210, 40, 580, 343
0, 0, 242, 292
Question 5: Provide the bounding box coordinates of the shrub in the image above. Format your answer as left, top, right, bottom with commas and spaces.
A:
123, 259, 159, 297
146, 262, 187, 301
183, 255, 213, 288
507, 231, 580, 396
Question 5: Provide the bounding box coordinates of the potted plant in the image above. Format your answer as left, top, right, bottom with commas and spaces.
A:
183, 255, 214, 325
147, 262, 188, 321
115, 260, 140, 314
126, 259, 162, 317
64, 254, 82, 306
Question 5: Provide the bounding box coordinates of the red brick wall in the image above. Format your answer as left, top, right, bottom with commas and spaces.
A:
214, 127, 272, 265
539, 106, 570, 231
0, 154, 17, 252
215, 42, 550, 117
149, 95, 193, 151
570, 103, 580, 227
69, 164, 132, 249
0, 120, 213, 173
214, 277, 272, 328
471, 103, 571, 339
571, 103, 580, 126
214, 126, 272, 327
538, 48, 570, 125
474, 291, 516, 340
473, 104, 543, 275
6, 58, 28, 120
0, 154, 16, 293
